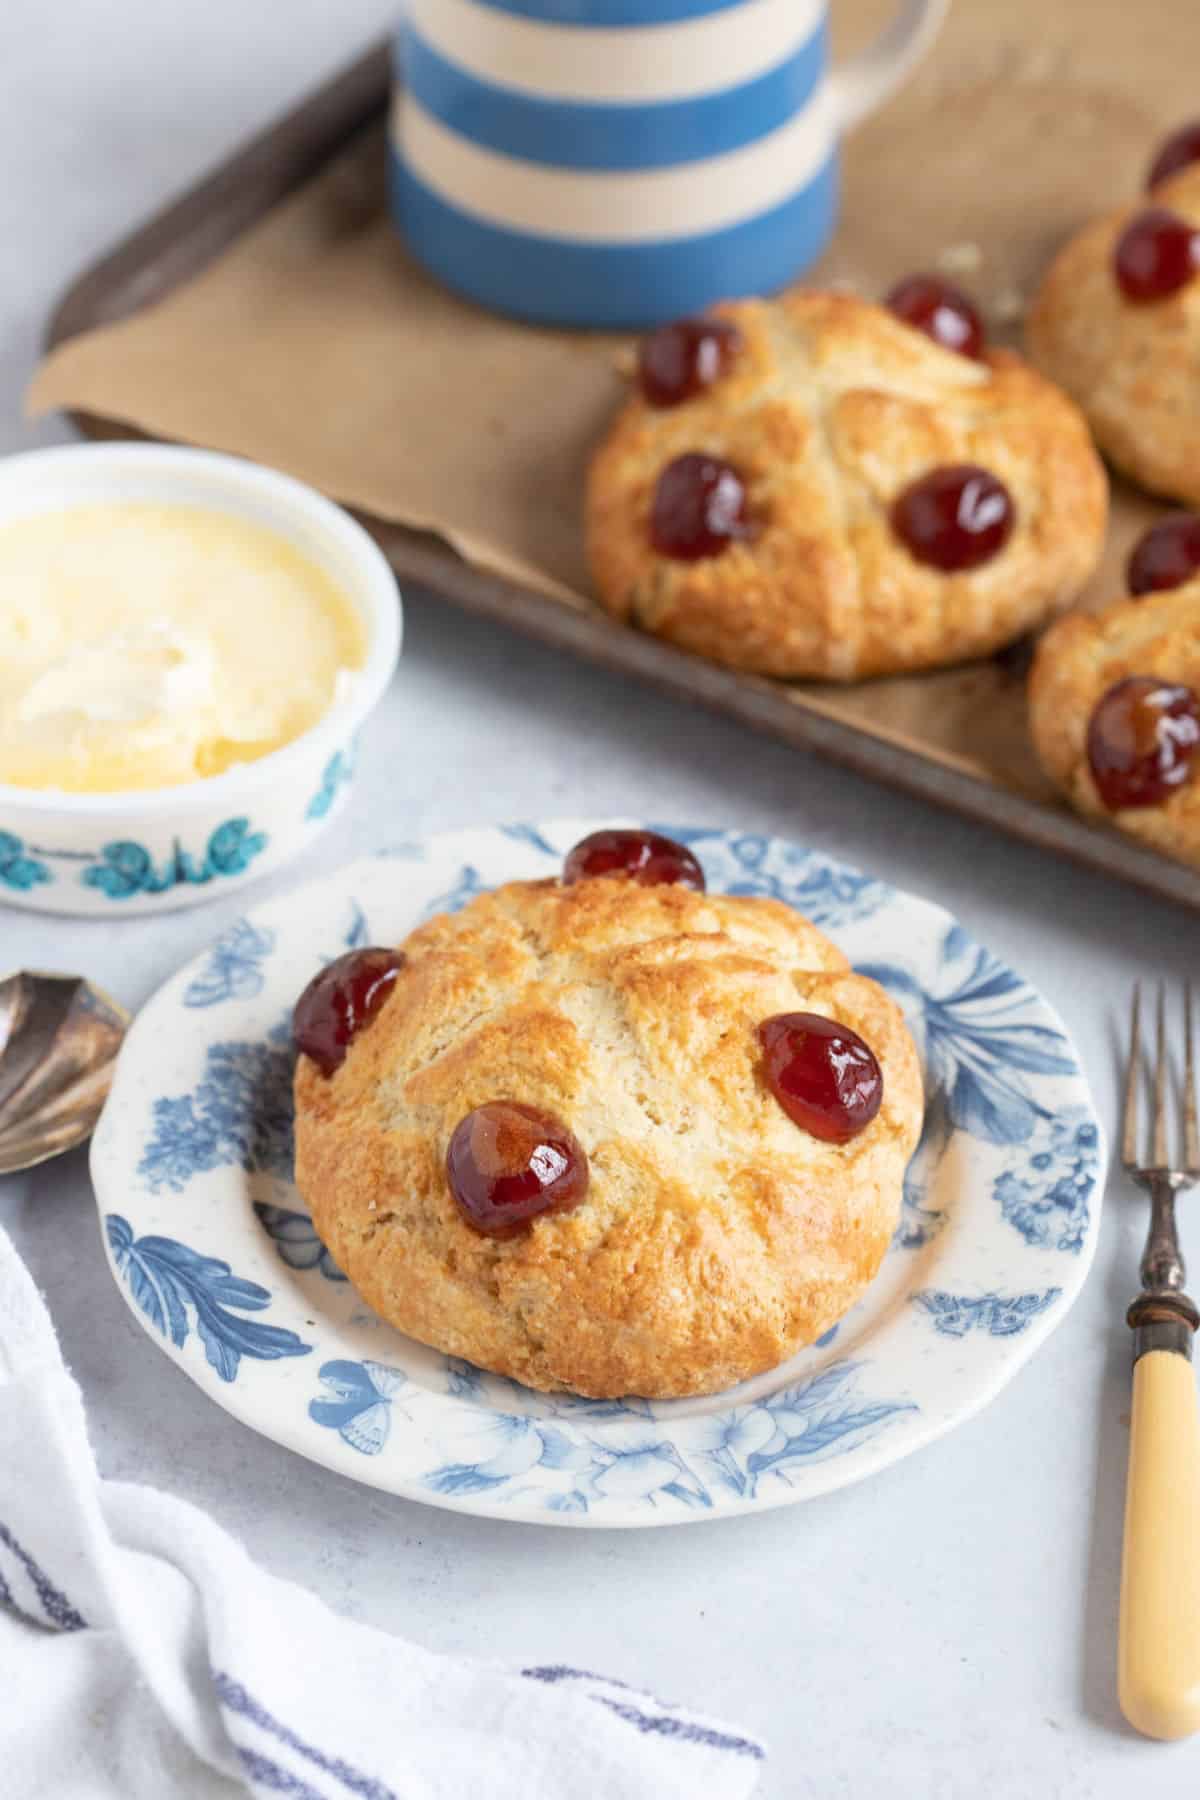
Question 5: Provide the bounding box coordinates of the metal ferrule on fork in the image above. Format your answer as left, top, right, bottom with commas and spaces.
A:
1123, 984, 1200, 1364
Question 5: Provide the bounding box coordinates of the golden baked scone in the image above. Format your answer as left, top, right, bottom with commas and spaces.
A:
293, 876, 923, 1398
1029, 578, 1200, 868
587, 289, 1107, 680
1027, 166, 1200, 506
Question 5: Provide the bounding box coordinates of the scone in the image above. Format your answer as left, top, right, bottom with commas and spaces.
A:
586, 289, 1107, 681
292, 833, 923, 1398
1027, 164, 1200, 506
1029, 578, 1200, 868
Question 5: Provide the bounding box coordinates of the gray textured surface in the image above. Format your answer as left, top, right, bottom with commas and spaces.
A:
2, 4, 1198, 1792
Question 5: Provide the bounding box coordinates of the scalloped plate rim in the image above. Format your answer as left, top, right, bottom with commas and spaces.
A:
88, 819, 1107, 1528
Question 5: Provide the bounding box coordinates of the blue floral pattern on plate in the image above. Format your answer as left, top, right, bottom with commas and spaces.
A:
309, 1360, 407, 1453
92, 821, 1107, 1527
106, 1214, 310, 1381
911, 1289, 1063, 1338
184, 920, 277, 1008
253, 1204, 346, 1282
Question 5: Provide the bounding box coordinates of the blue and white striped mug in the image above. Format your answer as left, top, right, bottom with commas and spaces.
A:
390, 0, 947, 329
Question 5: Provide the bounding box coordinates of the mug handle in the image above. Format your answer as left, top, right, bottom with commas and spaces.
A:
828, 0, 949, 132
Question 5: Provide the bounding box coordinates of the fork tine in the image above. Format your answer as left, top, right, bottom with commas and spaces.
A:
1186, 982, 1199, 1174
1153, 981, 1170, 1169
1123, 982, 1142, 1169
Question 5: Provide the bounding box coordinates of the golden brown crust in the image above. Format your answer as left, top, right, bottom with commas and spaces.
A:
587, 289, 1107, 680
1028, 577, 1200, 867
293, 877, 923, 1398
1026, 166, 1200, 506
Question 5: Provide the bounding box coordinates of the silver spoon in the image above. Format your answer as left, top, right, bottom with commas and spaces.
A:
0, 972, 130, 1175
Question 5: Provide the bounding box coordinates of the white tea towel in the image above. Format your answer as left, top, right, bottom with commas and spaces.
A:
0, 1223, 765, 1800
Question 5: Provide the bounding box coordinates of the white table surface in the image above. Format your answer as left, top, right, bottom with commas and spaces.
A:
2, 4, 1198, 1794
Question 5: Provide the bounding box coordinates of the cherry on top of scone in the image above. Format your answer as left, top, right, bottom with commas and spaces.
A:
638, 315, 743, 408
884, 273, 985, 360
758, 1012, 883, 1145
1127, 514, 1200, 596
446, 1100, 589, 1236
562, 828, 706, 891
1148, 121, 1200, 191
651, 453, 750, 560
1086, 676, 1200, 811
890, 465, 1014, 572
1113, 208, 1200, 302
293, 946, 404, 1076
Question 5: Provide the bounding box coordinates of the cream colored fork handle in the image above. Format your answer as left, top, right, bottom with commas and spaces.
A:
1120, 1349, 1200, 1739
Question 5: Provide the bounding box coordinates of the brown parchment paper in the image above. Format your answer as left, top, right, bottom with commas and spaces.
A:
28, 0, 1194, 805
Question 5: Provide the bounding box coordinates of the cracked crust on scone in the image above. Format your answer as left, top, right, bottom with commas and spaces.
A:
1029, 577, 1200, 868
586, 289, 1107, 681
293, 877, 923, 1398
1027, 165, 1200, 507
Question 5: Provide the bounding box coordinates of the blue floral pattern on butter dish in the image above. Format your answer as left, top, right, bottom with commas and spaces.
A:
697, 1364, 914, 1500
310, 1360, 407, 1454
0, 831, 51, 892
306, 747, 356, 822
139, 1018, 295, 1193
253, 1204, 345, 1281
862, 923, 1078, 1148
82, 819, 267, 899
992, 1109, 1099, 1253
651, 826, 888, 929
106, 1214, 310, 1382
184, 920, 276, 1008
912, 1288, 1063, 1338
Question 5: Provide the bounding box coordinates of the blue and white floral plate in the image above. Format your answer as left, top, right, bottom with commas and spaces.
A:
90, 822, 1106, 1528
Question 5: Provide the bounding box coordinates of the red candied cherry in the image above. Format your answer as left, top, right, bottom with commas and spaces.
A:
562, 828, 705, 891
1114, 208, 1200, 302
446, 1101, 588, 1236
638, 316, 743, 407
1086, 676, 1200, 810
758, 1013, 883, 1145
651, 453, 750, 560
890, 465, 1014, 571
293, 947, 404, 1076
884, 273, 985, 360
1127, 514, 1200, 596
1148, 122, 1200, 191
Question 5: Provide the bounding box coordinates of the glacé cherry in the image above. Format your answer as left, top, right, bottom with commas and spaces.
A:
884, 273, 985, 360
1086, 676, 1200, 810
1148, 122, 1200, 191
638, 316, 742, 407
651, 453, 750, 560
758, 1013, 883, 1144
293, 947, 405, 1076
1114, 208, 1200, 302
1127, 513, 1200, 596
890, 465, 1014, 571
446, 1101, 589, 1236
562, 828, 705, 891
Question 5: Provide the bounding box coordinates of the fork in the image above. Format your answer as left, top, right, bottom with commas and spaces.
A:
1119, 982, 1200, 1740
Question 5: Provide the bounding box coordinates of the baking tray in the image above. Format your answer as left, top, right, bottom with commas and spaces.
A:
45, 40, 1200, 914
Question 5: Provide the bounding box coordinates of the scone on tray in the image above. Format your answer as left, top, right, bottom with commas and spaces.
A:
1029, 544, 1200, 868
292, 829, 923, 1400
1027, 164, 1200, 508
586, 289, 1107, 681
